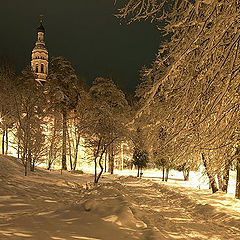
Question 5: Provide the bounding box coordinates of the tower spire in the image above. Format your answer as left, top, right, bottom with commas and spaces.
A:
37, 15, 45, 34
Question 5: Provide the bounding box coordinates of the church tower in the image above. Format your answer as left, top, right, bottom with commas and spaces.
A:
31, 16, 48, 83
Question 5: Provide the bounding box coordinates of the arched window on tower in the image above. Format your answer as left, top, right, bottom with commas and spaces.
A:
41, 64, 44, 73
35, 64, 38, 73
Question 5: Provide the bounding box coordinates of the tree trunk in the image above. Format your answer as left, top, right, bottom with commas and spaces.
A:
202, 153, 218, 193
108, 151, 111, 173
210, 178, 218, 193
94, 138, 102, 184
94, 157, 97, 183
23, 153, 29, 176
162, 166, 165, 181
165, 168, 169, 182
21, 150, 27, 176
217, 173, 223, 191
96, 150, 105, 183
48, 117, 57, 171
108, 144, 114, 174
29, 150, 34, 171
131, 162, 133, 170
222, 164, 230, 193
1, 130, 5, 155
48, 159, 53, 170
137, 166, 140, 177
235, 158, 240, 199
140, 167, 143, 178
27, 154, 31, 173
17, 139, 20, 159
110, 153, 114, 174
62, 107, 67, 170
183, 169, 190, 181
47, 160, 52, 171
104, 151, 107, 172
67, 129, 73, 170
24, 164, 28, 176
5, 128, 8, 154
73, 134, 80, 170
32, 160, 35, 172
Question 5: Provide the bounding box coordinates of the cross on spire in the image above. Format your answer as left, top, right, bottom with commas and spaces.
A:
40, 14, 44, 23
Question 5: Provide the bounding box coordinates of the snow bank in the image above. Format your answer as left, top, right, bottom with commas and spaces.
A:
0, 154, 24, 178
76, 182, 148, 229
0, 156, 240, 239
0, 156, 145, 239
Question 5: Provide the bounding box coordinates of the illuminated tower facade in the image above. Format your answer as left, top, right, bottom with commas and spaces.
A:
31, 16, 48, 83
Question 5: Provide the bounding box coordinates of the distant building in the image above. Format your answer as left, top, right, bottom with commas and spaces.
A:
31, 16, 49, 83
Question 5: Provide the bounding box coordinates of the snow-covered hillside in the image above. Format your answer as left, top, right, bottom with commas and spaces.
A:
0, 155, 240, 240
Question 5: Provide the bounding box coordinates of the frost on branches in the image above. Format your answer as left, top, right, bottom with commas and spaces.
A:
119, 0, 240, 198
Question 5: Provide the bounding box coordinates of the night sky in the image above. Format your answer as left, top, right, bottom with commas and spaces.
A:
0, 0, 161, 93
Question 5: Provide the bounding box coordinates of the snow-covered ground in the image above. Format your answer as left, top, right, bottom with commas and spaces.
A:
0, 155, 240, 240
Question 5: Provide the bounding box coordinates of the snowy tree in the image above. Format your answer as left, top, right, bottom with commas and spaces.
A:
67, 88, 90, 171
80, 96, 118, 183
89, 77, 130, 176
13, 67, 46, 175
45, 112, 62, 170
47, 56, 79, 170
74, 77, 130, 183
132, 147, 149, 177
0, 57, 16, 155
119, 0, 240, 198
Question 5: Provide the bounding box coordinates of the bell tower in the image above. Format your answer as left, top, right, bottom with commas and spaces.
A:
31, 15, 48, 83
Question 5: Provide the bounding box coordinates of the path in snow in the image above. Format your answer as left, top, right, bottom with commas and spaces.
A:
114, 177, 240, 239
